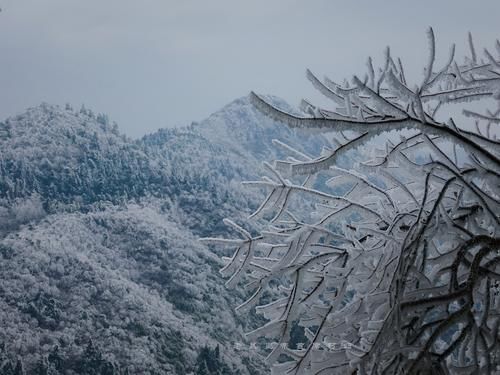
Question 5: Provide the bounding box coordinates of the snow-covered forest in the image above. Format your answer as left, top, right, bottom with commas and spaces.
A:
0, 96, 332, 374
1, 1, 499, 373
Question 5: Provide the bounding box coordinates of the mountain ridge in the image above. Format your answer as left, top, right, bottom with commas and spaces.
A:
0, 95, 329, 374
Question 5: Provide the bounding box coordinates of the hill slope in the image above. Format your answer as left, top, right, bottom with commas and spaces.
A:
0, 96, 329, 374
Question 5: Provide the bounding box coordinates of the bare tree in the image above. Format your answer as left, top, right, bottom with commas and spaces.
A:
203, 29, 500, 374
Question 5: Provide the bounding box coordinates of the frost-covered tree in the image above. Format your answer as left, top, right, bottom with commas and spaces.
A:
204, 29, 500, 374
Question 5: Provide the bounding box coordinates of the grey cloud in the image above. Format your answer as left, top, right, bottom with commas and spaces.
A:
0, 0, 499, 137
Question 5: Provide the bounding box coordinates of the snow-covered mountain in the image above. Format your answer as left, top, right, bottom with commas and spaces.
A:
193, 96, 325, 161
0, 96, 329, 374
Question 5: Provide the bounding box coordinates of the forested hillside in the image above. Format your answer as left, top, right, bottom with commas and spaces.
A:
0, 96, 328, 374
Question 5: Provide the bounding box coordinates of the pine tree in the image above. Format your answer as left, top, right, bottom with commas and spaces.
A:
13, 359, 24, 375
33, 357, 48, 375
48, 346, 63, 372
215, 344, 220, 361
195, 345, 232, 375
76, 340, 116, 375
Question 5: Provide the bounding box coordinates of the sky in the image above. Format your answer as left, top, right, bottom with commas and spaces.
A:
0, 1, 499, 138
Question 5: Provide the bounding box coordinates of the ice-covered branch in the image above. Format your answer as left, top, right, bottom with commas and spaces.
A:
208, 31, 500, 374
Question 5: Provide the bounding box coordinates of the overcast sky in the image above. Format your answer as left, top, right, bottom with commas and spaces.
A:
1, 1, 499, 138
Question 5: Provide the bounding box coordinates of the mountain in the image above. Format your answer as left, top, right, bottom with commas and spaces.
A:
0, 202, 242, 374
193, 96, 325, 161
0, 104, 155, 205
0, 96, 329, 374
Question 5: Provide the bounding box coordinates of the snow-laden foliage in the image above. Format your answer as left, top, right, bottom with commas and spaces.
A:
0, 97, 329, 374
0, 97, 329, 237
0, 202, 250, 374
206, 30, 500, 374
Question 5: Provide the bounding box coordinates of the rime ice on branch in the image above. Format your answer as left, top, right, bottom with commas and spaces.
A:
202, 29, 500, 374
